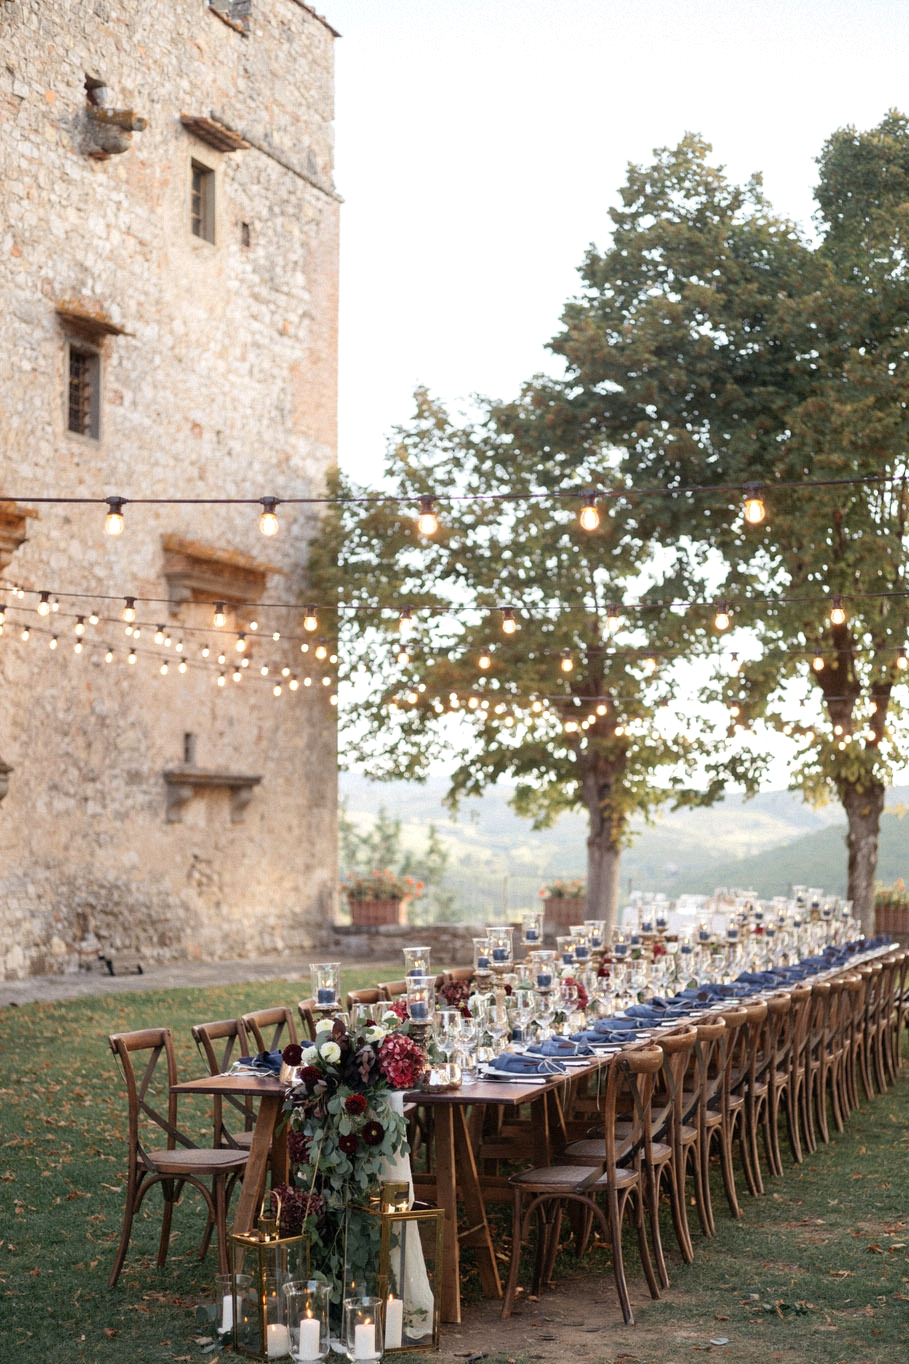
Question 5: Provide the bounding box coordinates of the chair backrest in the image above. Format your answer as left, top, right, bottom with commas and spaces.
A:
608, 1044, 664, 1170
297, 999, 318, 1040
192, 1018, 255, 1143
241, 1005, 298, 1055
346, 987, 386, 1011
377, 979, 408, 1000
652, 1024, 698, 1143
108, 1028, 196, 1163
441, 967, 475, 985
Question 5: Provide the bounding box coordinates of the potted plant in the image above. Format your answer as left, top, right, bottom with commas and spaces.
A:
539, 878, 587, 931
874, 878, 909, 936
341, 869, 423, 926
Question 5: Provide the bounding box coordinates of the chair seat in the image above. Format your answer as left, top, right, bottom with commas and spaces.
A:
144, 1147, 249, 1177
509, 1161, 637, 1193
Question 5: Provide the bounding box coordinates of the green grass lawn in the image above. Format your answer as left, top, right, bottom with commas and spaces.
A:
1, 975, 907, 1364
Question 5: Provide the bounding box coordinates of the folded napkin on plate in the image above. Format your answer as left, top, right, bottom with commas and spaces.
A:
571, 1028, 642, 1045
486, 1053, 567, 1076
528, 1038, 594, 1058
592, 1017, 642, 1031
623, 1004, 666, 1020
237, 1050, 284, 1074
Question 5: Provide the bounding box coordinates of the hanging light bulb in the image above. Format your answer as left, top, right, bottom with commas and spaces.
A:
897, 647, 908, 672
213, 602, 227, 628
51, 597, 59, 612
273, 682, 282, 697
564, 718, 579, 733
74, 616, 86, 637
829, 595, 847, 626
154, 624, 165, 645
160, 661, 169, 675
605, 603, 620, 635
73, 640, 83, 655
201, 643, 210, 658
175, 639, 184, 654
258, 496, 280, 537
501, 607, 518, 635
578, 489, 600, 532
303, 675, 312, 687
248, 618, 259, 631
303, 605, 318, 632
178, 658, 187, 673
20, 626, 29, 641
127, 648, 137, 665
89, 611, 100, 626
240, 656, 250, 668
478, 646, 492, 670
531, 697, 543, 714
812, 649, 825, 672
164, 634, 171, 648
105, 647, 114, 663
132, 626, 141, 640
48, 635, 58, 651
742, 485, 766, 526
416, 494, 439, 536
260, 663, 270, 676
232, 668, 242, 682
397, 644, 410, 665
314, 643, 328, 661
217, 672, 227, 687
560, 649, 574, 673
713, 601, 732, 632
217, 651, 227, 665
235, 631, 247, 653
37, 591, 51, 616
123, 597, 136, 623
272, 630, 281, 642
398, 607, 412, 634
104, 496, 126, 536
729, 701, 741, 718
0, 604, 7, 625
289, 676, 299, 691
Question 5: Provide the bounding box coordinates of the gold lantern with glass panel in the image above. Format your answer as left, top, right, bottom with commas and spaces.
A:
229, 1196, 309, 1360
357, 1181, 444, 1351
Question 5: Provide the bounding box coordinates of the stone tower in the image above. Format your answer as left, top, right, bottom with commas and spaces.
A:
0, 0, 340, 979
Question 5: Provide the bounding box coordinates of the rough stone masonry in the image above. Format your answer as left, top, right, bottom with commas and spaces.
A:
0, 0, 341, 979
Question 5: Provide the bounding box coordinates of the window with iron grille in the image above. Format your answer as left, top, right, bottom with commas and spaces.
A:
67, 345, 100, 439
191, 160, 215, 242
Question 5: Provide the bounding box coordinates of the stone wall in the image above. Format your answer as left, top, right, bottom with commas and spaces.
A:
0, 0, 340, 978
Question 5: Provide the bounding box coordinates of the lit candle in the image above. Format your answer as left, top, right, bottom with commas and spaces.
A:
409, 1001, 428, 1020
316, 987, 335, 1005
297, 1311, 321, 1360
384, 1295, 403, 1349
524, 927, 539, 942
267, 1321, 291, 1357
536, 971, 552, 989
477, 955, 490, 969
353, 1320, 376, 1360
220, 1294, 233, 1334
492, 946, 507, 962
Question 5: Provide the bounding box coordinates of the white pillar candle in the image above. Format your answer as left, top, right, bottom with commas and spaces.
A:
353, 1321, 376, 1359
267, 1321, 291, 1357
297, 1313, 321, 1360
220, 1294, 234, 1334
384, 1296, 403, 1349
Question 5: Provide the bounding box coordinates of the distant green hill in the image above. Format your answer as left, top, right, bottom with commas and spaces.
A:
340, 774, 909, 914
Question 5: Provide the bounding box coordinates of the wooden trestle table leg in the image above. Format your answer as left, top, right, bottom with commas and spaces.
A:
433, 1104, 502, 1322
231, 1092, 285, 1234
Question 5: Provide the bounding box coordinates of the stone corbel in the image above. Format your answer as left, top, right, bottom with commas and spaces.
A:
85, 84, 148, 158
163, 768, 262, 824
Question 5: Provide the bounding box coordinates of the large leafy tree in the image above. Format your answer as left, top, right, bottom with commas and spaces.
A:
309, 392, 732, 928
526, 116, 909, 930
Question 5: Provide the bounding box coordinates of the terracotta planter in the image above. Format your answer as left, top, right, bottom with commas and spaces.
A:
874, 903, 909, 936
543, 896, 587, 932
347, 897, 406, 927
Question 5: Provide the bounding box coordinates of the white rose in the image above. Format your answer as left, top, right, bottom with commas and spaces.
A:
381, 1011, 400, 1025
320, 1040, 342, 1063
315, 1017, 335, 1034
363, 1025, 387, 1043
301, 1045, 318, 1065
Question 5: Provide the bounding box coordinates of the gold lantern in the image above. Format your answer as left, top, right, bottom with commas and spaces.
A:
358, 1181, 444, 1352
229, 1195, 310, 1360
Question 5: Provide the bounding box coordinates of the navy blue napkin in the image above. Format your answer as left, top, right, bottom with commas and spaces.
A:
486, 1053, 567, 1076
593, 1016, 642, 1031
528, 1038, 594, 1058
238, 1050, 284, 1074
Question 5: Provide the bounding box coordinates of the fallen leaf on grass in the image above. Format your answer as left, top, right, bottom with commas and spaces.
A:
829, 1270, 853, 1278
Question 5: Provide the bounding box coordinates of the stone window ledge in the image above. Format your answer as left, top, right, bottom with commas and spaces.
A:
163, 768, 262, 824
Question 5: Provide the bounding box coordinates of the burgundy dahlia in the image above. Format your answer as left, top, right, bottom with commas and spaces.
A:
345, 1093, 368, 1116
361, 1119, 385, 1147
339, 1132, 359, 1156
282, 1043, 304, 1067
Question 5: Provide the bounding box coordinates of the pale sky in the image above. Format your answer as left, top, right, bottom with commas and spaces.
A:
324, 0, 909, 481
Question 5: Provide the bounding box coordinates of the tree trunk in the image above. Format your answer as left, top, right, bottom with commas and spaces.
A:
581, 762, 624, 932
839, 779, 885, 936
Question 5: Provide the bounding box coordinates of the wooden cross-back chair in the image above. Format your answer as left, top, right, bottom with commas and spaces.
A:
191, 1017, 256, 1149
106, 1028, 248, 1287
241, 1005, 299, 1055
501, 1044, 665, 1326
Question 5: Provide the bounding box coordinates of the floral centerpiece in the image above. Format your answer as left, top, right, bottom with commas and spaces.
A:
277, 1015, 426, 1313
